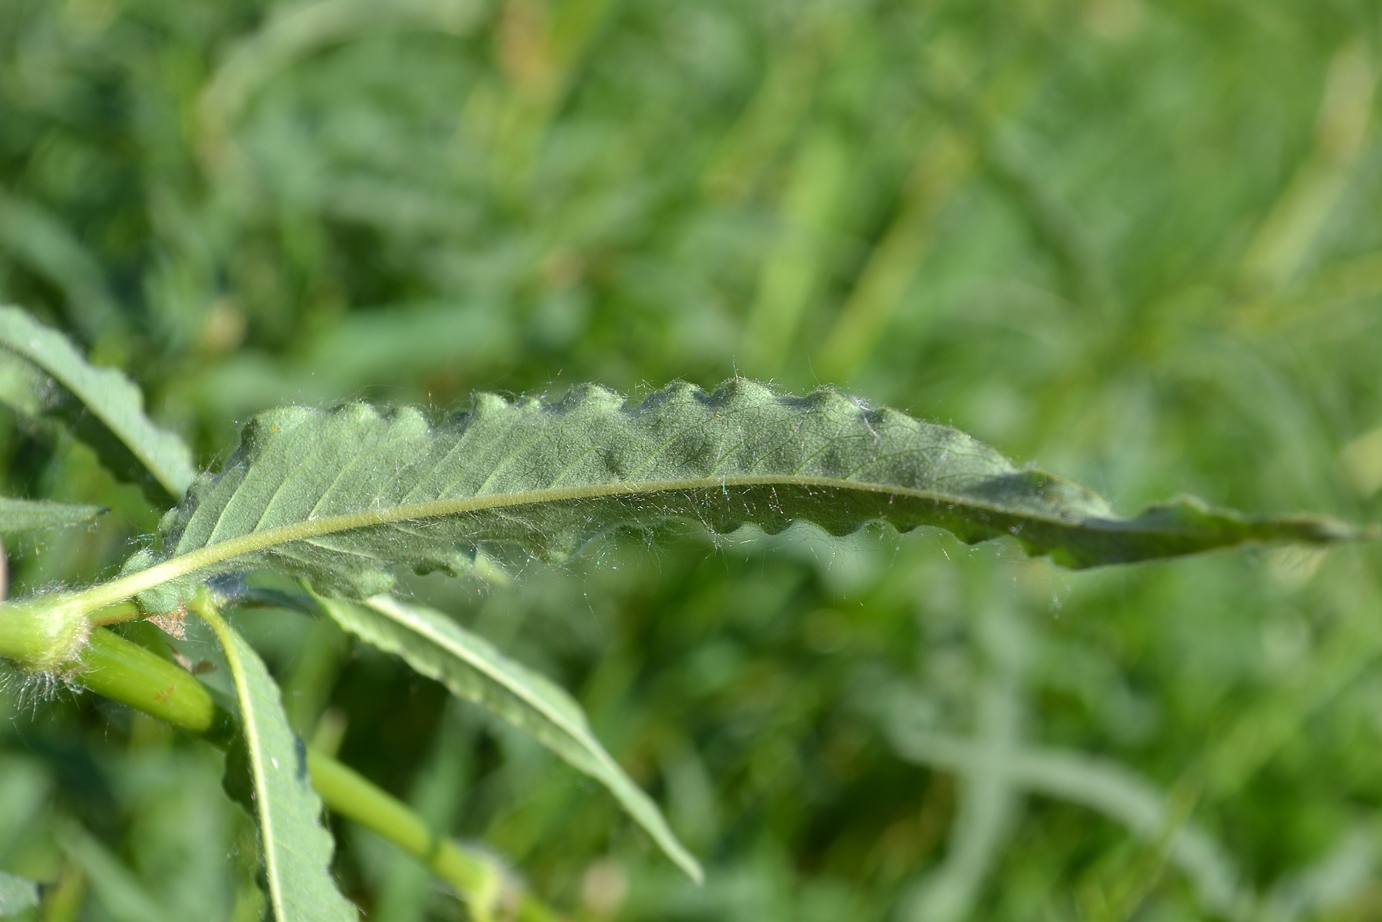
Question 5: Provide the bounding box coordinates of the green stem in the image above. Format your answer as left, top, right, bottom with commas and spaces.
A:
308, 754, 559, 922
88, 601, 143, 626
76, 629, 238, 746
46, 628, 565, 921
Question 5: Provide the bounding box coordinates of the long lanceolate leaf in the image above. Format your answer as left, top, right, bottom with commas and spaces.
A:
318, 593, 703, 882
0, 306, 195, 505
195, 596, 359, 922
65, 378, 1363, 615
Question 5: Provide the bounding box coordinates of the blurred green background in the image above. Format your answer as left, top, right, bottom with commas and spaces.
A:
2, 0, 1382, 919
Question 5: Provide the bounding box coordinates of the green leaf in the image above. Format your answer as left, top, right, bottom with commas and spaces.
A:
0, 871, 39, 917
91, 379, 1365, 615
194, 594, 359, 922
0, 497, 105, 534
317, 592, 703, 883
0, 306, 195, 505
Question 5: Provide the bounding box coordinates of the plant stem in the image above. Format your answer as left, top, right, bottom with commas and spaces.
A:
87, 601, 143, 626
308, 753, 561, 922
76, 628, 238, 746
48, 627, 566, 920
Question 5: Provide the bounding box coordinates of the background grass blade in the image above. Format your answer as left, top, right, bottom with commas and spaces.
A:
0, 871, 38, 917
318, 592, 703, 883
103, 379, 1366, 614
0, 306, 195, 505
0, 497, 104, 534
889, 732, 1243, 916
194, 595, 359, 922
54, 820, 176, 922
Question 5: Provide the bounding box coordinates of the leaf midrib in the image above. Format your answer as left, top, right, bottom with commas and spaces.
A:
69, 473, 1069, 613
355, 593, 704, 882
378, 595, 600, 743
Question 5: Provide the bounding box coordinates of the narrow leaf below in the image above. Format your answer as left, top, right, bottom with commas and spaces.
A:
54, 820, 174, 922
0, 306, 195, 505
318, 592, 703, 882
0, 496, 105, 534
194, 596, 358, 922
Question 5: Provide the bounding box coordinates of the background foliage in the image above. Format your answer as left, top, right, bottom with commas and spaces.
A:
2, 0, 1381, 919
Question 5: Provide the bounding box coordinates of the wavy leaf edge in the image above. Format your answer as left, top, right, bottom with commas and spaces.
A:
20, 378, 1373, 624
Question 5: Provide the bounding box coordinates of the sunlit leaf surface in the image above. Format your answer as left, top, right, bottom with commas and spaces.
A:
116, 380, 1362, 612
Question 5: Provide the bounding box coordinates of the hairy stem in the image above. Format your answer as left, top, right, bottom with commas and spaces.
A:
27, 627, 567, 920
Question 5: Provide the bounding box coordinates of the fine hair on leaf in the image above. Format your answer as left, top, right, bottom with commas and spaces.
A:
66, 378, 1364, 619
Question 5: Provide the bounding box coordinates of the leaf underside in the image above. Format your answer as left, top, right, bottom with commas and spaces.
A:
0, 496, 105, 534
0, 306, 195, 505
196, 602, 358, 922
120, 379, 1363, 611
317, 592, 703, 882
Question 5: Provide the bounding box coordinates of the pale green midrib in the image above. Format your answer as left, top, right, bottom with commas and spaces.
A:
382, 597, 610, 759
66, 472, 1078, 614
376, 598, 595, 741
368, 595, 702, 881
375, 599, 642, 815
196, 602, 288, 920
